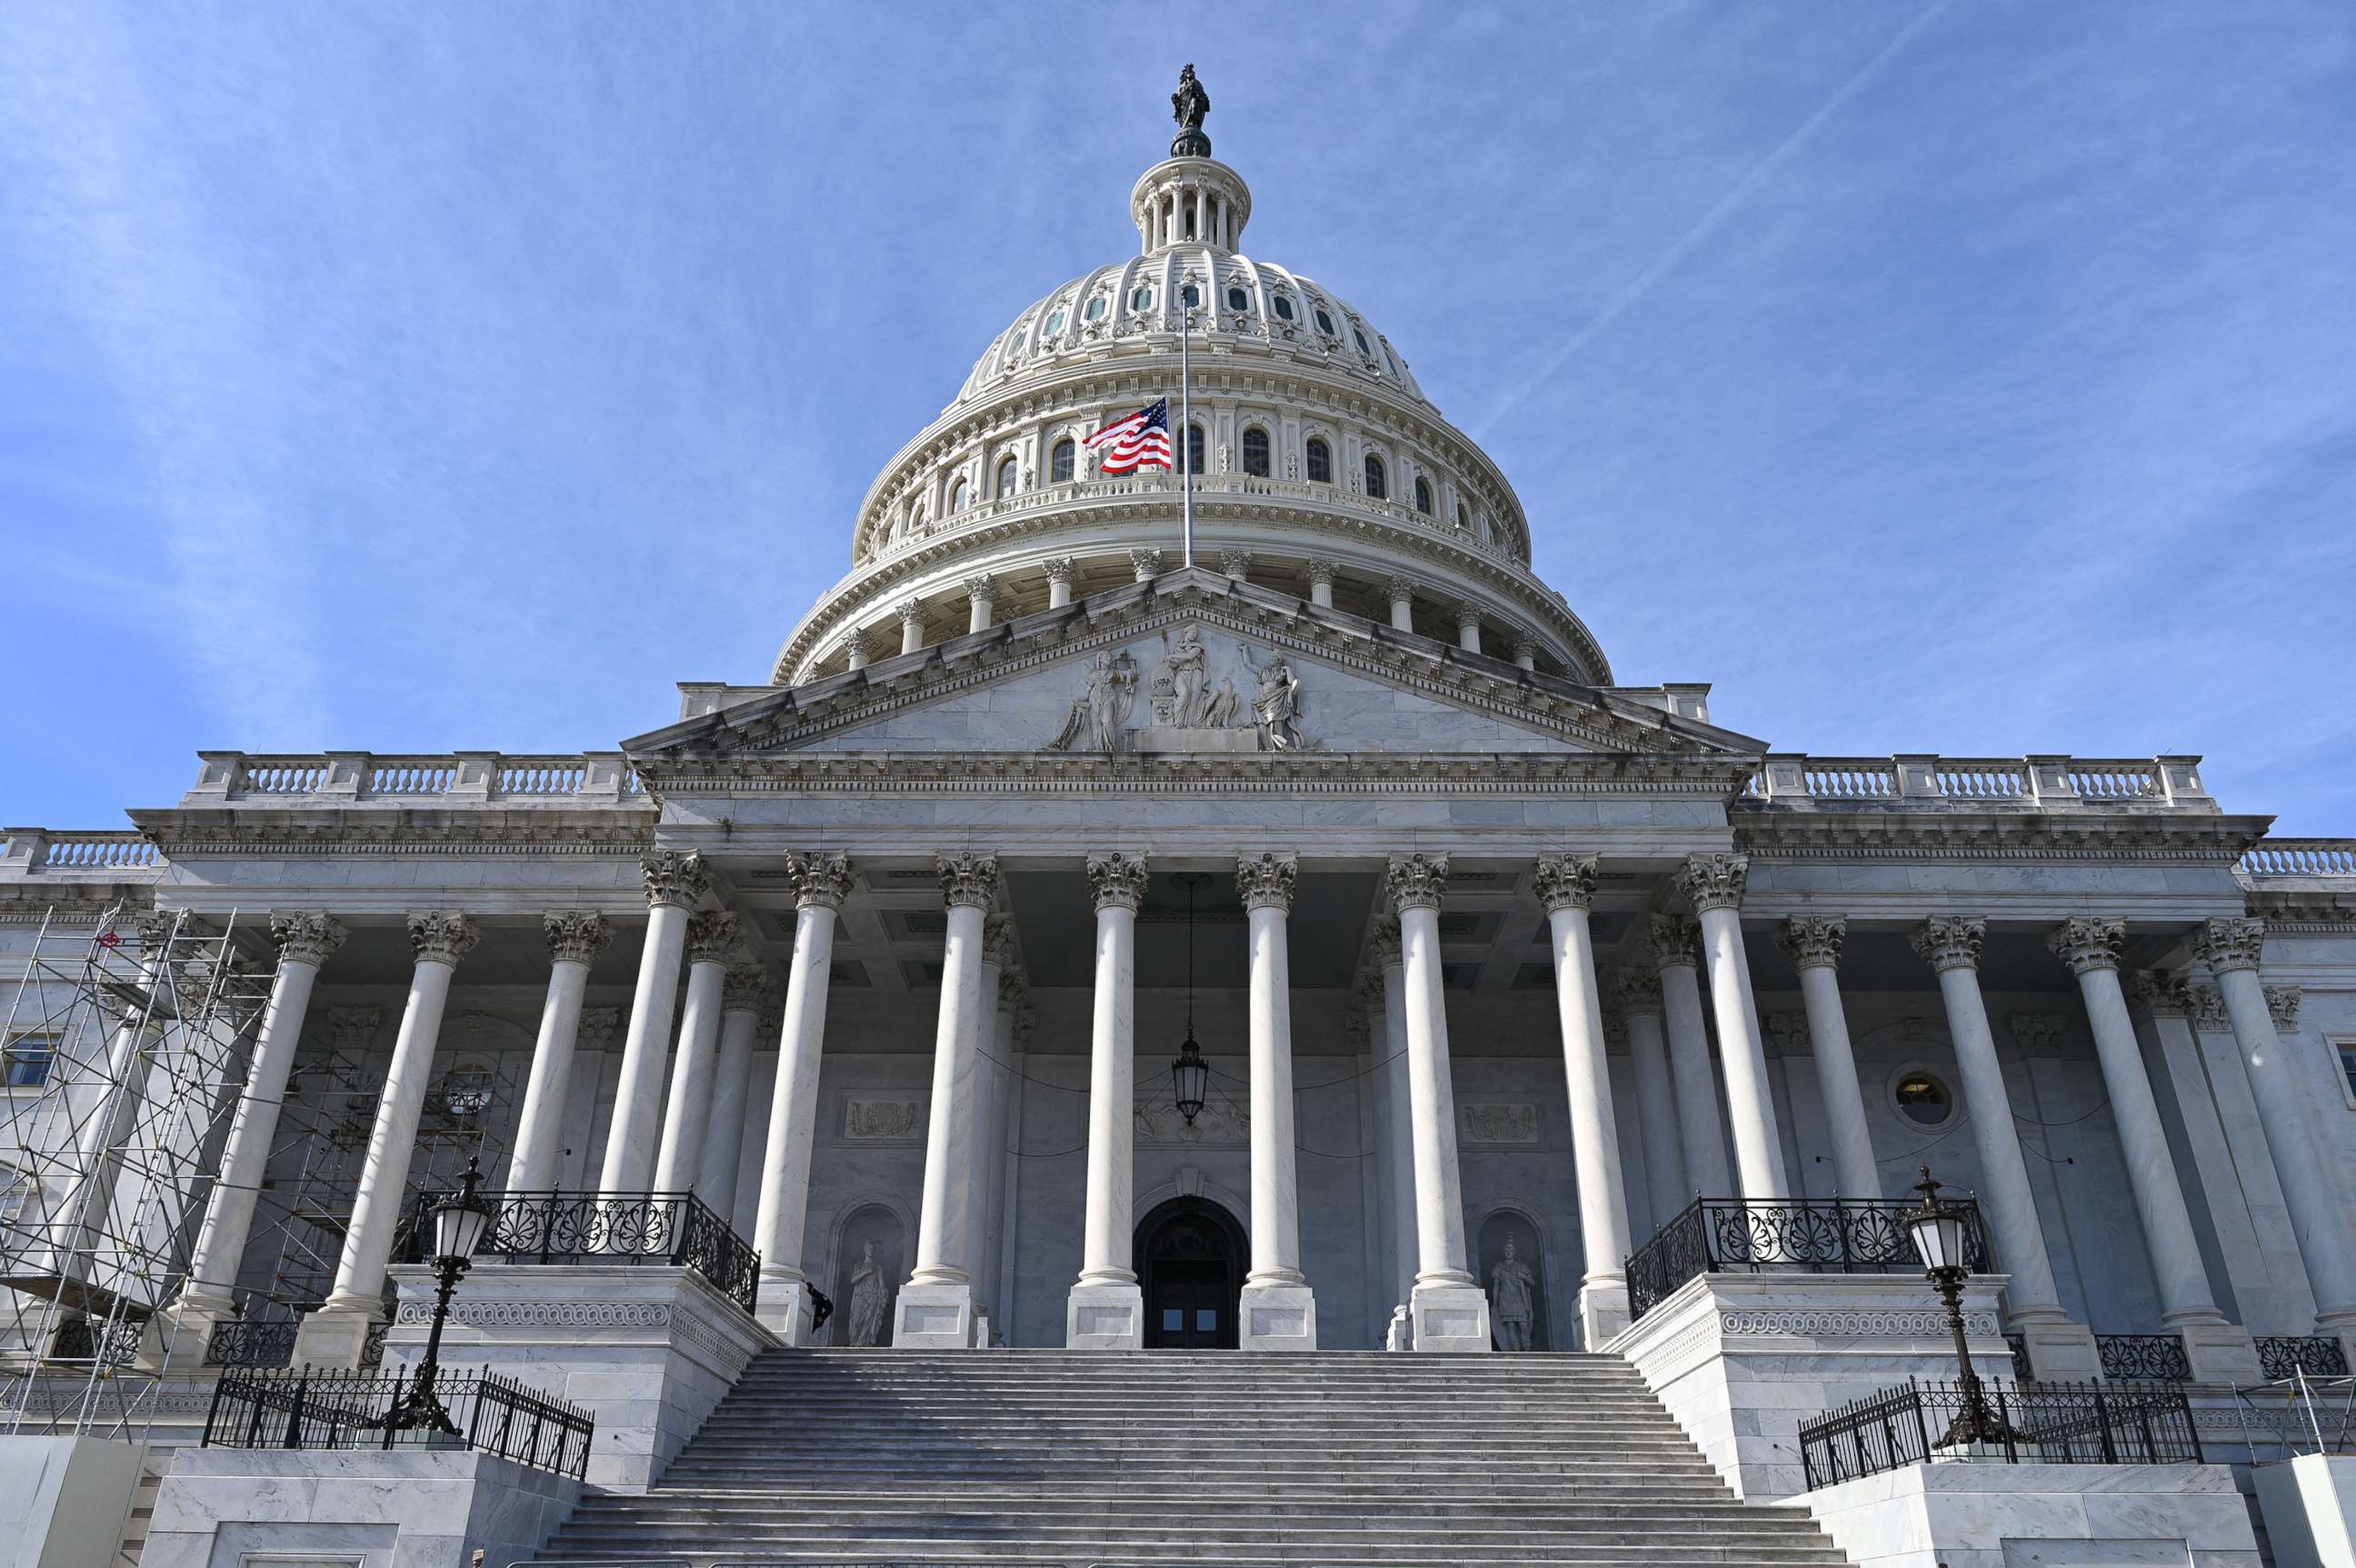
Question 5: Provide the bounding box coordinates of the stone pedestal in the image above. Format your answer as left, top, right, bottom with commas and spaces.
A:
1577, 1279, 1632, 1350
1604, 1272, 2018, 1502
289, 1304, 380, 1372
2252, 1453, 2356, 1568
1410, 1282, 1491, 1353
381, 1262, 771, 1493
0, 1435, 145, 1568
139, 1297, 232, 1374
1064, 1283, 1143, 1350
1802, 1461, 2260, 1568
753, 1271, 817, 1346
1239, 1283, 1318, 1351
893, 1283, 982, 1350
2176, 1319, 2265, 1385
2012, 1316, 2104, 1382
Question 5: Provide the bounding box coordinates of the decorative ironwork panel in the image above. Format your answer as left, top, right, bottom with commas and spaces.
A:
1800, 1379, 2201, 1490
402, 1189, 761, 1313
2257, 1335, 2351, 1380
205, 1318, 300, 1369
2006, 1333, 2031, 1382
2097, 1333, 2192, 1382
1625, 1197, 1989, 1321
203, 1365, 594, 1479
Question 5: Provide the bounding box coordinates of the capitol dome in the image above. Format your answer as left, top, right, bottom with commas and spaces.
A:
772, 76, 1609, 688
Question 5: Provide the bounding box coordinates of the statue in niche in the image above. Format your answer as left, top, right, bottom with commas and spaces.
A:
1244, 645, 1303, 749
1044, 650, 1139, 753
1488, 1233, 1537, 1353
844, 1240, 890, 1347
1147, 625, 1213, 726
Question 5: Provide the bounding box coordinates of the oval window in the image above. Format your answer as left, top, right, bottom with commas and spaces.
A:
1085, 295, 1107, 322
1353, 327, 1372, 355
1227, 285, 1250, 312
1044, 309, 1066, 335
1273, 295, 1296, 321
1131, 286, 1155, 311
1314, 308, 1336, 335
1893, 1071, 1953, 1127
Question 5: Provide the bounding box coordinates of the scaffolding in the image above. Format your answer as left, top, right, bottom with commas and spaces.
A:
0, 904, 274, 1435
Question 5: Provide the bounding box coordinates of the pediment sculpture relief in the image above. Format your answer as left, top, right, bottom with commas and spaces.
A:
1043, 626, 1305, 754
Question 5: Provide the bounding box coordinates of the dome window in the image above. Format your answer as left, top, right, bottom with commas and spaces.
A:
950, 479, 969, 514
1314, 307, 1337, 336
1273, 295, 1296, 322
1052, 440, 1075, 484
1456, 502, 1471, 530
1044, 309, 1066, 335
1353, 327, 1372, 355
1242, 426, 1271, 477
1893, 1071, 1955, 1128
1414, 476, 1433, 514
1086, 295, 1108, 322
1306, 437, 1332, 484
1363, 454, 1388, 500
1181, 283, 1200, 309
1186, 424, 1205, 476
1131, 286, 1155, 311
996, 456, 1018, 498
1226, 285, 1250, 312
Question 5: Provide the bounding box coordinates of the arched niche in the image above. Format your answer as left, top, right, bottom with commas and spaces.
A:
1475, 1206, 1551, 1352
826, 1201, 908, 1348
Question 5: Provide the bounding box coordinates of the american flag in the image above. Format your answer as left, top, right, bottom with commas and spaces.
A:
1083, 397, 1173, 475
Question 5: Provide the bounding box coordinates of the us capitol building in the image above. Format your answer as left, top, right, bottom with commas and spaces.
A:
3, 69, 2352, 1568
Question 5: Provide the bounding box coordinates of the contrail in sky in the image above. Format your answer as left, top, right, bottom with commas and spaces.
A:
1473, 0, 1955, 441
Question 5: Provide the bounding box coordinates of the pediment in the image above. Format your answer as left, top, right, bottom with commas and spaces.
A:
626, 572, 1761, 764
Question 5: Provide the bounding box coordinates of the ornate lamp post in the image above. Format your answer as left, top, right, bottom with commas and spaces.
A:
1170, 874, 1209, 1125
1905, 1164, 2020, 1450
386, 1155, 493, 1437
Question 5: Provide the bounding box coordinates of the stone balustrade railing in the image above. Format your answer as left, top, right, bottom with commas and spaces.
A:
0, 829, 163, 876
185, 751, 641, 804
2238, 839, 2356, 879
1741, 754, 2213, 812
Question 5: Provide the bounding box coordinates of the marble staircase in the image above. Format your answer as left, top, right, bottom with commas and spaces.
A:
537, 1349, 1852, 1566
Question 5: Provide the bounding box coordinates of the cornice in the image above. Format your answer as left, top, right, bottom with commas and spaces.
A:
125, 806, 656, 858
1735, 810, 2271, 864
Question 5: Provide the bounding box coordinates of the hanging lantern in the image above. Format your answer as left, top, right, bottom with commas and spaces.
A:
1172, 1034, 1209, 1125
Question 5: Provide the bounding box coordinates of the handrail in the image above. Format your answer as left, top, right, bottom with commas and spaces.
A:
1800, 1378, 2200, 1488
1624, 1195, 1991, 1320
203, 1364, 594, 1478
401, 1189, 761, 1313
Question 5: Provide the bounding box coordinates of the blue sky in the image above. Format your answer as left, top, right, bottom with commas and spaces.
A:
1, 2, 2350, 832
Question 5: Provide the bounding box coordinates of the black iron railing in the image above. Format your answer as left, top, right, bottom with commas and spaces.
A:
1626, 1197, 1990, 1320
203, 1364, 594, 1479
400, 1189, 760, 1312
2097, 1333, 2191, 1382
1800, 1378, 2201, 1489
206, 1317, 300, 1369
2258, 1336, 2351, 1381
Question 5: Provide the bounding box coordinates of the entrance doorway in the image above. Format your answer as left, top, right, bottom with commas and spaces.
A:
1134, 1196, 1245, 1349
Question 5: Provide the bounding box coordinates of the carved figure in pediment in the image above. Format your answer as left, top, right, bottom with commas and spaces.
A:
1149, 625, 1213, 726
1244, 645, 1303, 749
1203, 678, 1241, 728
1045, 650, 1139, 753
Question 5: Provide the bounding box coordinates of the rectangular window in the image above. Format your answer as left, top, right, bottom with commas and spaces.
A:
4, 1036, 56, 1089
2337, 1042, 2356, 1109
1162, 1309, 1182, 1332
1195, 1309, 1217, 1333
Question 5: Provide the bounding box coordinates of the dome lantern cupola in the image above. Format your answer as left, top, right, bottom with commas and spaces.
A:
1132, 65, 1250, 254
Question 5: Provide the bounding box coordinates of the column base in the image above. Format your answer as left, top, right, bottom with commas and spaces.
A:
753, 1268, 815, 1346
1577, 1278, 1632, 1350
893, 1282, 981, 1349
2169, 1317, 2261, 1383
1385, 1304, 1413, 1351
1410, 1281, 1492, 1353
2012, 1314, 2102, 1381
1239, 1283, 1318, 1351
135, 1290, 235, 1373
1065, 1283, 1143, 1349
290, 1301, 382, 1370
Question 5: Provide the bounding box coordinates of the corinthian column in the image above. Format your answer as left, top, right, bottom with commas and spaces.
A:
1675, 854, 1789, 1202
599, 851, 707, 1196
508, 912, 612, 1193
2196, 917, 2356, 1358
895, 853, 999, 1349
145, 913, 345, 1370
654, 912, 740, 1192
1068, 851, 1146, 1348
294, 912, 479, 1368
1237, 852, 1316, 1349
1911, 915, 2099, 1379
2050, 917, 2255, 1382
697, 963, 770, 1224
752, 852, 854, 1343
1612, 967, 1686, 1231
1776, 916, 1880, 1202
1387, 853, 1490, 1352
1534, 854, 1632, 1344
1650, 914, 1733, 1199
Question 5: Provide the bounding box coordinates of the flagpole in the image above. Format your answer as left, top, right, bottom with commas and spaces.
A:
1180, 301, 1193, 568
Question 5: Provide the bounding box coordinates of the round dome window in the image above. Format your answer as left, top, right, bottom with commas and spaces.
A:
1892, 1071, 1954, 1127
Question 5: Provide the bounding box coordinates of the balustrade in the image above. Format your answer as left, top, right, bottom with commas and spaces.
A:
1748, 754, 2211, 813
187, 752, 638, 804
1624, 1196, 1990, 1320
2241, 840, 2356, 878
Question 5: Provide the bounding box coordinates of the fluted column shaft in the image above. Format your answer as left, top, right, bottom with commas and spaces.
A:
1388, 854, 1490, 1351
752, 854, 851, 1342
910, 864, 995, 1288
600, 852, 707, 1195
1679, 856, 1789, 1202
2201, 919, 2356, 1332
1375, 962, 1418, 1310
967, 933, 1006, 1292
654, 914, 738, 1193
1652, 917, 1734, 1198
1242, 856, 1305, 1289
509, 914, 610, 1192
1617, 979, 1686, 1228
697, 971, 767, 1223
1779, 918, 1881, 1201
1077, 855, 1143, 1288
1534, 856, 1632, 1343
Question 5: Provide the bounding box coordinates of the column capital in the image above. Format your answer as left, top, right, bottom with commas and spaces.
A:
1218, 550, 1254, 580
1042, 555, 1077, 586
722, 962, 772, 1014
2190, 984, 2231, 1034
1531, 854, 1598, 914
542, 910, 613, 966
937, 853, 1003, 912
270, 912, 348, 968
1354, 972, 1384, 1013
1371, 914, 1403, 969
1128, 547, 1164, 581
997, 968, 1027, 1013
2123, 970, 2193, 1018
642, 850, 709, 911
1774, 914, 1845, 971
1910, 915, 1985, 974
1083, 852, 1147, 913
894, 595, 928, 626
982, 911, 1018, 969
2047, 915, 2125, 975
1612, 965, 1662, 1017
1384, 852, 1449, 914
1305, 558, 1338, 590
134, 912, 180, 954
1236, 852, 1298, 913
1453, 602, 1482, 634
405, 911, 479, 968
962, 573, 998, 606
841, 625, 874, 663
2193, 916, 2266, 975
685, 910, 742, 965
1382, 573, 1417, 606
2265, 984, 2301, 1032
785, 850, 856, 910
1674, 852, 1749, 914
1645, 913, 1702, 970
1508, 628, 1537, 662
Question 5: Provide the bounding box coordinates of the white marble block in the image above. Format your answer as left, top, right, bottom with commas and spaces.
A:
893, 1282, 982, 1349
1801, 1461, 2261, 1568
0, 1435, 145, 1568
1410, 1282, 1492, 1353
2252, 1454, 2356, 1568
1239, 1283, 1318, 1351
1065, 1283, 1143, 1350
